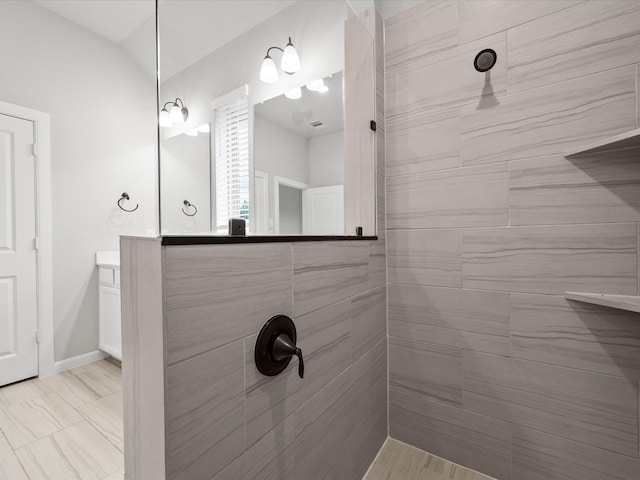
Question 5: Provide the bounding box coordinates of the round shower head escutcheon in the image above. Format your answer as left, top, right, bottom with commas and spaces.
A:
474, 48, 497, 72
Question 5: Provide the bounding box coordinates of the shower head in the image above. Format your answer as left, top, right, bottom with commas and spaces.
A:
474, 48, 497, 72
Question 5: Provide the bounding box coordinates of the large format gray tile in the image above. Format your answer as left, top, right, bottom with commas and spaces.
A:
164, 244, 293, 365
245, 300, 351, 447
462, 224, 638, 295
295, 368, 356, 480
387, 163, 508, 229
508, 1, 640, 92
351, 286, 386, 362
387, 229, 461, 287
510, 149, 640, 225
388, 284, 509, 356
460, 66, 636, 166
389, 336, 462, 407
385, 0, 458, 69
15, 421, 123, 480
511, 293, 640, 378
386, 108, 459, 177
0, 392, 83, 449
389, 388, 512, 480
165, 341, 244, 479
458, 0, 583, 45
512, 426, 640, 480
293, 242, 369, 316
212, 415, 295, 480
350, 340, 387, 480
0, 379, 50, 409
387, 33, 506, 123
369, 239, 386, 290
463, 351, 638, 456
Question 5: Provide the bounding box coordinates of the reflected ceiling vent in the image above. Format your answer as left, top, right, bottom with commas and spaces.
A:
308, 120, 326, 129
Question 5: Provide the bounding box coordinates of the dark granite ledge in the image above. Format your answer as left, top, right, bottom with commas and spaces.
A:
161, 235, 377, 245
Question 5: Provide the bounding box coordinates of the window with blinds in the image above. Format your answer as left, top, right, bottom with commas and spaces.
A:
213, 93, 250, 232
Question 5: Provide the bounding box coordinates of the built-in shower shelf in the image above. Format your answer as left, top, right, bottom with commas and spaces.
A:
564, 128, 640, 157
564, 292, 640, 313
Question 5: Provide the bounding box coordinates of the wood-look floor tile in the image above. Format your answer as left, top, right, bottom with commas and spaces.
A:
102, 468, 125, 480
70, 364, 121, 398
0, 436, 28, 479
0, 378, 49, 409
38, 371, 102, 408
77, 392, 123, 452
15, 421, 123, 480
0, 392, 83, 449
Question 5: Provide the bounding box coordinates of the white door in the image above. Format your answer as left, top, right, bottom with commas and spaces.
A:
302, 185, 344, 235
0, 114, 38, 386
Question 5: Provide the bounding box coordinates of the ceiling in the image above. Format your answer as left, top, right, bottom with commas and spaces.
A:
33, 0, 297, 80
255, 71, 344, 139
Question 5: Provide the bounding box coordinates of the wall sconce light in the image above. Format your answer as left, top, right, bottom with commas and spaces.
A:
159, 98, 188, 127
285, 87, 302, 100
260, 36, 301, 83
307, 78, 328, 93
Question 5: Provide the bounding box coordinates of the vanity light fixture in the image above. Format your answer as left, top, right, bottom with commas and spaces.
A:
260, 36, 301, 83
285, 87, 302, 100
159, 98, 189, 127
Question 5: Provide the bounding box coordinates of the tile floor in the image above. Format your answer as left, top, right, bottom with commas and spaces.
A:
366, 438, 495, 480
0, 360, 124, 480
0, 360, 493, 480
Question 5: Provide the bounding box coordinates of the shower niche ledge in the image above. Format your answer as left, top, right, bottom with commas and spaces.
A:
564, 127, 640, 157
564, 292, 640, 314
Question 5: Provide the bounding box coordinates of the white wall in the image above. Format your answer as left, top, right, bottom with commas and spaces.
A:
161, 132, 211, 234
278, 185, 303, 235
309, 131, 344, 187
254, 114, 309, 230
0, 1, 157, 362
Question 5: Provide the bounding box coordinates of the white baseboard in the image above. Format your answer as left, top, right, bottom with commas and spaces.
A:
45, 350, 107, 376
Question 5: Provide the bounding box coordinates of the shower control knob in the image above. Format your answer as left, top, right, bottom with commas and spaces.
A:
255, 315, 304, 379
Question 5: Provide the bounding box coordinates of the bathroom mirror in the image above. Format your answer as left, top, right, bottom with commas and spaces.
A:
158, 0, 376, 236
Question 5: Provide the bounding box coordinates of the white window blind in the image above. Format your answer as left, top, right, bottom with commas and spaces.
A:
214, 93, 249, 231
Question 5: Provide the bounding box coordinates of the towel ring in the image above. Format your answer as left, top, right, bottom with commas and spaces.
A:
182, 200, 197, 217
118, 192, 138, 212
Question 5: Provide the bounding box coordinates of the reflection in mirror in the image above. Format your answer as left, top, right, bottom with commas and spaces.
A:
159, 0, 373, 236
254, 71, 344, 234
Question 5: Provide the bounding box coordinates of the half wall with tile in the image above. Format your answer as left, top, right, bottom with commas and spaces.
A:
385, 1, 640, 479
121, 8, 386, 479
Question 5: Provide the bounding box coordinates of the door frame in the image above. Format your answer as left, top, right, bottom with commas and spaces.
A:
273, 175, 308, 234
0, 100, 54, 377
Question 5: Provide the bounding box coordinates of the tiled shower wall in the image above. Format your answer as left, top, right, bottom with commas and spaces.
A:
385, 1, 640, 479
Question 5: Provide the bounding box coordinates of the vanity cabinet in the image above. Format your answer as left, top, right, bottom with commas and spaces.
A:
96, 252, 122, 360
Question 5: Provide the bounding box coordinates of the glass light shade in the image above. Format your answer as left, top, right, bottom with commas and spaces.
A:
306, 78, 325, 92
159, 109, 172, 127
281, 38, 300, 74
185, 129, 198, 137
284, 87, 302, 100
317, 84, 329, 93
197, 124, 210, 133
170, 104, 187, 123
260, 56, 278, 83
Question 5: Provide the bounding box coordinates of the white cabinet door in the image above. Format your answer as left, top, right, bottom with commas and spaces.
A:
99, 284, 122, 361
0, 114, 38, 386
